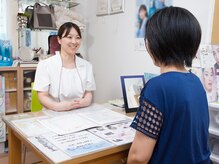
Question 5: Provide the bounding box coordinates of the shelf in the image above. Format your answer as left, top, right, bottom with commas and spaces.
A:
5, 89, 17, 92
209, 127, 219, 136
5, 109, 17, 115
24, 109, 31, 113
0, 152, 7, 158
211, 153, 219, 163
0, 67, 17, 71
209, 102, 219, 109
21, 67, 37, 71
18, 0, 79, 10
23, 87, 31, 91
50, 1, 79, 8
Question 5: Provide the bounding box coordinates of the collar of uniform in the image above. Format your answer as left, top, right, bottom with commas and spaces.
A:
75, 55, 85, 68
55, 53, 85, 68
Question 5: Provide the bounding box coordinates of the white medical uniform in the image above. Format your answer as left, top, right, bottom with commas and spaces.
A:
33, 54, 96, 102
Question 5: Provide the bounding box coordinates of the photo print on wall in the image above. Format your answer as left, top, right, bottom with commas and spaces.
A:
135, 0, 172, 51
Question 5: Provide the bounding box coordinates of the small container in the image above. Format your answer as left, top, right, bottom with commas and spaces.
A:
0, 40, 13, 66
24, 92, 31, 111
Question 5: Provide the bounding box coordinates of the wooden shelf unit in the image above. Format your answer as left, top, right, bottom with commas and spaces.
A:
0, 67, 36, 114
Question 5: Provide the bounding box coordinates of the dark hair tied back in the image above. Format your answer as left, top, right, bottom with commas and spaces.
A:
58, 22, 82, 39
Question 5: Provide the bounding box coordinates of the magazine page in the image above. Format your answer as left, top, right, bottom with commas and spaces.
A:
212, 44, 219, 102
199, 44, 215, 68
202, 67, 217, 102
190, 67, 203, 80
191, 44, 219, 103
88, 121, 135, 145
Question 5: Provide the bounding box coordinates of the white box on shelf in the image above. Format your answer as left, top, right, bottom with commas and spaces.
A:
209, 103, 219, 134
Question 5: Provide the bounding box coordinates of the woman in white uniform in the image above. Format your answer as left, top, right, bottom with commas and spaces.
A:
33, 22, 96, 111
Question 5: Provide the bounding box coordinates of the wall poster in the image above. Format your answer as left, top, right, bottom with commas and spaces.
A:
135, 0, 172, 51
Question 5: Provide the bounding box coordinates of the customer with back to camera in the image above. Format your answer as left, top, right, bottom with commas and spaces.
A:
33, 22, 96, 111
127, 7, 211, 164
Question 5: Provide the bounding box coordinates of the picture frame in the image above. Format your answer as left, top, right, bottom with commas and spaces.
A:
96, 0, 109, 16
120, 75, 145, 113
109, 0, 125, 14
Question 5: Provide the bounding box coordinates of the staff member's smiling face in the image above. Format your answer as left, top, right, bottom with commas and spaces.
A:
58, 27, 81, 55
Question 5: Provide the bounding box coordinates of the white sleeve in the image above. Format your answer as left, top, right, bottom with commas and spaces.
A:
85, 63, 96, 91
33, 61, 50, 91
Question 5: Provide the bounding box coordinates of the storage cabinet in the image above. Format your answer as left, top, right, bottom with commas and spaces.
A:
209, 103, 219, 164
0, 67, 36, 114
0, 66, 36, 159
20, 67, 36, 112
0, 67, 19, 114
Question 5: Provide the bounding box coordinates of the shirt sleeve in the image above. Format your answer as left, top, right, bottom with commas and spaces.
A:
85, 63, 96, 91
130, 80, 164, 139
33, 61, 50, 92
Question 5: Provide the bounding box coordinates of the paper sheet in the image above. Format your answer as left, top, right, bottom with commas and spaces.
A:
39, 131, 113, 158
79, 108, 131, 125
38, 104, 130, 135
12, 116, 50, 137
42, 103, 107, 117
89, 121, 135, 145
28, 136, 71, 163
37, 114, 99, 135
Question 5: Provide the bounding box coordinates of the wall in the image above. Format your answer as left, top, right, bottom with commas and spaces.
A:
85, 0, 215, 103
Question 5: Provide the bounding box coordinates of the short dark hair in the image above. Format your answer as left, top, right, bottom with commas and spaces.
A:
145, 6, 201, 67
57, 22, 82, 39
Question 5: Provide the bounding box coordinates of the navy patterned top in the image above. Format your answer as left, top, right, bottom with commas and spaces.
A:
131, 72, 211, 164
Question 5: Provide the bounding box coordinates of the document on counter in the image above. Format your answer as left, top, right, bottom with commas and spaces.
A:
28, 135, 71, 163
37, 114, 99, 135
12, 116, 50, 137
38, 104, 131, 135
88, 121, 135, 145
34, 131, 114, 158
79, 108, 131, 125
42, 103, 108, 117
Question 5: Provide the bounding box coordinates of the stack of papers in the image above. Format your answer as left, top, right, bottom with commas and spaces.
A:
38, 108, 131, 135
11, 104, 134, 163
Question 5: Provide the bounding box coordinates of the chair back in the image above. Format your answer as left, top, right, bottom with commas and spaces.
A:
31, 82, 42, 112
48, 35, 61, 55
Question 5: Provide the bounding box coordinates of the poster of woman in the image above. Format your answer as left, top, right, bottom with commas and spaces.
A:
202, 67, 218, 102
135, 0, 172, 51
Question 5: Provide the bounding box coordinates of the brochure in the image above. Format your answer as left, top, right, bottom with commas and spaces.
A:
89, 121, 135, 145
35, 131, 114, 158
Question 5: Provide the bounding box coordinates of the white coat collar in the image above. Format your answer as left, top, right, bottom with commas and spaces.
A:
54, 54, 85, 68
